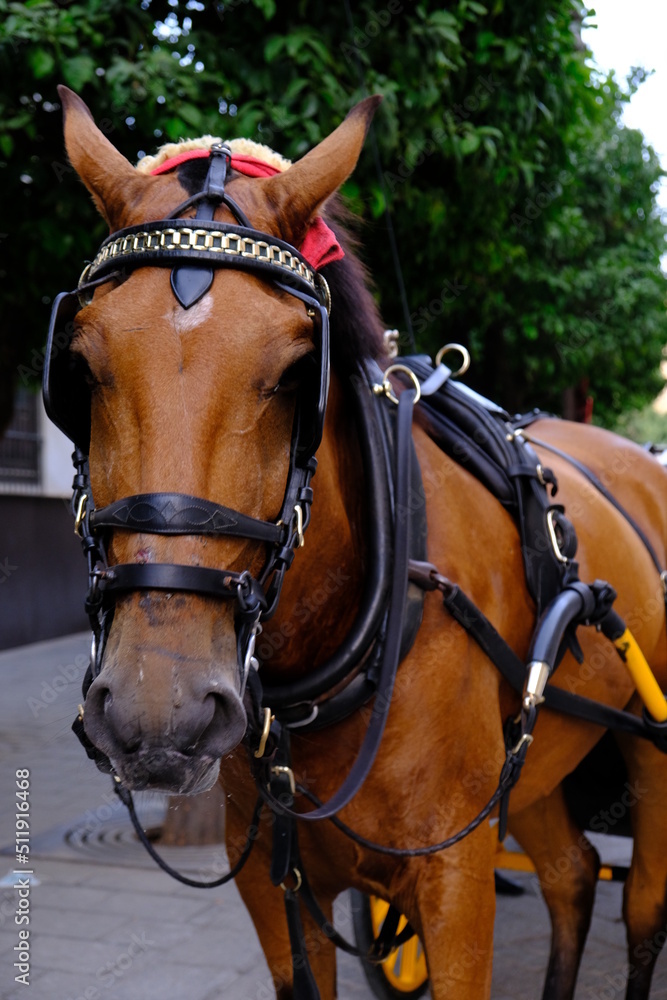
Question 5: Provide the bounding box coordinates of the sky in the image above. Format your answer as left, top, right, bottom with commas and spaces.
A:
582, 0, 667, 216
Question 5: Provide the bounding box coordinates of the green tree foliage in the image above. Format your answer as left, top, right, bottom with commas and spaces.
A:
1, 0, 665, 430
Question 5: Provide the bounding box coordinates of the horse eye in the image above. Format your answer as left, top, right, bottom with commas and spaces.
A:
272, 354, 315, 395
70, 349, 98, 390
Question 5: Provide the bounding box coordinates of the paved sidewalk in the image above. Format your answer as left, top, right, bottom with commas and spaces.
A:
0, 634, 666, 999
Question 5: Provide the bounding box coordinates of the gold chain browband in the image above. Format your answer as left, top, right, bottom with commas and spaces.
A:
79, 221, 319, 298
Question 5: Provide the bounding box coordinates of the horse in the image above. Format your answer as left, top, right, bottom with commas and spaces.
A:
50, 85, 667, 999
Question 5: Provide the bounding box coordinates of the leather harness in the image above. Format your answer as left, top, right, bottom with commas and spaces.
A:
44, 143, 667, 998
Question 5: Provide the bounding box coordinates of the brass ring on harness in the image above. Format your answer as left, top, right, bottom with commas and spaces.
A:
381, 364, 421, 406
435, 343, 471, 376
280, 868, 302, 893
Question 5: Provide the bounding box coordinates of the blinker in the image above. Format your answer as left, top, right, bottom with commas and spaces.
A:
43, 290, 90, 451
43, 272, 124, 452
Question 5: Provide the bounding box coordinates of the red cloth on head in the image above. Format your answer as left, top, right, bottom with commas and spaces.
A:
149, 150, 344, 270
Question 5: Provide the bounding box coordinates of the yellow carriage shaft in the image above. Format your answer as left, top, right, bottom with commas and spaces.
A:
611, 628, 667, 723
494, 847, 622, 882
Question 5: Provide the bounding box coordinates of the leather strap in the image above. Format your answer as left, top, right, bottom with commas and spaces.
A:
90, 492, 283, 543
297, 869, 416, 963
258, 382, 418, 821
171, 143, 229, 308
97, 562, 264, 605
114, 782, 264, 888
261, 370, 393, 708
83, 219, 320, 301
284, 889, 321, 999
518, 431, 666, 581
440, 577, 661, 742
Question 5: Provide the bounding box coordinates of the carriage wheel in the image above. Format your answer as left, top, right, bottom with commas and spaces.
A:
350, 890, 429, 998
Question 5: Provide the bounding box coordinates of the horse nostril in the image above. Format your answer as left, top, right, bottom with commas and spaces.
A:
83, 673, 247, 763
196, 691, 247, 758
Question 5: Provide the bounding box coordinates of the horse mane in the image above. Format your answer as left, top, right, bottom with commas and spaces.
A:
136, 137, 387, 371
319, 196, 388, 372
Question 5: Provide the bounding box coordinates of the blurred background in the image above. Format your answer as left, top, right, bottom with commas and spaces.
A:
0, 0, 666, 641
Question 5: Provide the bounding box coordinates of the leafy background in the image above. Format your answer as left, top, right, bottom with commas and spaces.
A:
1, 0, 666, 434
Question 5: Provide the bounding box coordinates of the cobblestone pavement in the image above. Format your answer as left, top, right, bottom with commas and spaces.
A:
1, 634, 666, 999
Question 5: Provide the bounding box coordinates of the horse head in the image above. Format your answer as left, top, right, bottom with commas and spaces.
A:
56, 87, 380, 793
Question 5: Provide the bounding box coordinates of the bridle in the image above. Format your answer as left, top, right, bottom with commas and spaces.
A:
43, 143, 331, 711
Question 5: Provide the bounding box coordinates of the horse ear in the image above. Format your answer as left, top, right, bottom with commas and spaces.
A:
58, 85, 148, 229
264, 96, 382, 240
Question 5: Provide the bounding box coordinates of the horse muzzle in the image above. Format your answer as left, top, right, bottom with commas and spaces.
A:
81, 655, 247, 793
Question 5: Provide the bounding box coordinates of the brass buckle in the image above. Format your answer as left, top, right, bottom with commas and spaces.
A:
74, 494, 88, 537
294, 504, 305, 548
254, 708, 274, 759
510, 732, 534, 756
271, 764, 296, 796
546, 509, 569, 565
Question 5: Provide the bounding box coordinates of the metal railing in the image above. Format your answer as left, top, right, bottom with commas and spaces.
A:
0, 390, 40, 487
